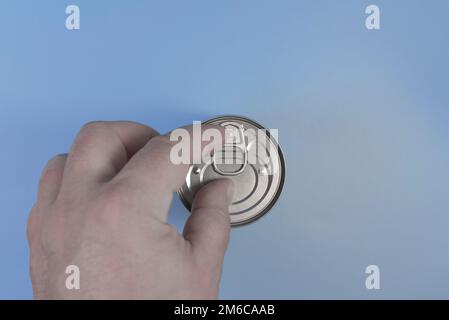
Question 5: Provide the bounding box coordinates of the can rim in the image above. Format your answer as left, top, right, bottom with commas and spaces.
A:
177, 115, 286, 227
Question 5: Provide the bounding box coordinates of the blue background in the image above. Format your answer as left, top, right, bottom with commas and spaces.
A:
1, 0, 449, 299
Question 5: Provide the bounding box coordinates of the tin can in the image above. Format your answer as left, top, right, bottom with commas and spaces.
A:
178, 115, 285, 227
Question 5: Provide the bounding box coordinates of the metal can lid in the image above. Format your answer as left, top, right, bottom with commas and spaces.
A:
178, 115, 285, 227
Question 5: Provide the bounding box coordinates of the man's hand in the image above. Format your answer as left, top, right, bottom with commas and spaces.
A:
27, 121, 234, 299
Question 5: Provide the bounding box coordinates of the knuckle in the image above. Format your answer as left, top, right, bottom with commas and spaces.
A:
194, 205, 231, 222
150, 135, 173, 148
38, 155, 64, 187
190, 207, 230, 246
80, 121, 106, 133
70, 122, 108, 158
77, 121, 107, 142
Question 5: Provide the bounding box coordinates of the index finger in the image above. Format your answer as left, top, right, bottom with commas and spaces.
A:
112, 123, 225, 221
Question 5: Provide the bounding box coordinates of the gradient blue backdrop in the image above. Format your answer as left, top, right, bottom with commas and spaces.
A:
1, 0, 448, 299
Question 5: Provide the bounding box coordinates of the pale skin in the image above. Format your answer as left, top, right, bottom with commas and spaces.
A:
27, 121, 234, 299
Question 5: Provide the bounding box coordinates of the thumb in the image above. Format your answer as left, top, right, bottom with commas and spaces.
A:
183, 179, 234, 265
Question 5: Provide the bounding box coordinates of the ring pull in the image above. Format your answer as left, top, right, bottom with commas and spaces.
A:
212, 123, 248, 176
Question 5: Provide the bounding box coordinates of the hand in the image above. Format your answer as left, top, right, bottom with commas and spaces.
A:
27, 121, 234, 299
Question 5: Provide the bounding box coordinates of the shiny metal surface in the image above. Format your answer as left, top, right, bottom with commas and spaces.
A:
178, 115, 285, 226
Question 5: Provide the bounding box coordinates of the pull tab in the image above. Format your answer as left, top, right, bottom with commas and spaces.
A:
212, 122, 248, 176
